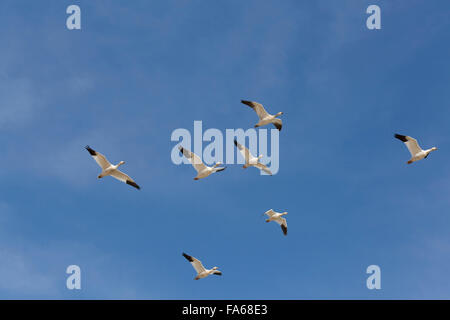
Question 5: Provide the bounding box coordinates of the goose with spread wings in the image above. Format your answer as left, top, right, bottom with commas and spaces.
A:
179, 146, 226, 180
264, 209, 288, 236
241, 100, 283, 131
394, 134, 437, 164
85, 146, 141, 189
182, 253, 222, 280
234, 139, 272, 175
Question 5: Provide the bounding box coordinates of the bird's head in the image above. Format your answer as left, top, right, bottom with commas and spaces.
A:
118, 161, 125, 166
275, 111, 283, 117
432, 147, 438, 151
213, 267, 219, 270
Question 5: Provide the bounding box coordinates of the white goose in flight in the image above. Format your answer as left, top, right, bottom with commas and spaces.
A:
394, 134, 437, 164
179, 146, 226, 180
264, 209, 288, 236
234, 139, 272, 175
85, 146, 140, 189
182, 253, 222, 280
241, 100, 283, 131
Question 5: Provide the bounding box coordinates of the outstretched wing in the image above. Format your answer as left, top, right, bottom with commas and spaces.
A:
264, 209, 276, 218
85, 146, 111, 170
394, 134, 422, 156
234, 139, 253, 162
280, 218, 288, 236
241, 100, 269, 120
254, 163, 272, 175
110, 169, 141, 190
179, 146, 207, 173
273, 217, 288, 236
182, 253, 206, 274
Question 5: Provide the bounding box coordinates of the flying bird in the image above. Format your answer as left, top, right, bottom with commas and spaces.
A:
85, 146, 141, 189
179, 146, 226, 180
264, 209, 288, 236
182, 252, 222, 280
234, 139, 272, 175
241, 100, 283, 131
394, 134, 437, 164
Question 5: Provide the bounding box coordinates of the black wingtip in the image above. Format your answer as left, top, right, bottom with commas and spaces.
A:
182, 253, 193, 262
281, 225, 288, 236
126, 180, 141, 190
394, 134, 408, 142
85, 145, 96, 156
273, 123, 282, 131
234, 139, 238, 146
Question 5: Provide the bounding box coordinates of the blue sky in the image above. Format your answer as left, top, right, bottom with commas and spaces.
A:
0, 0, 449, 299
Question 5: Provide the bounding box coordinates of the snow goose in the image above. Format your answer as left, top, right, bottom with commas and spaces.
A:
264, 209, 288, 236
394, 134, 437, 164
234, 139, 272, 175
85, 146, 141, 189
182, 253, 222, 280
241, 100, 283, 131
179, 146, 226, 180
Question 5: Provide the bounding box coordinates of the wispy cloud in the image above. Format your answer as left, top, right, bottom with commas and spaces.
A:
0, 200, 146, 299
0, 76, 40, 130
0, 248, 60, 297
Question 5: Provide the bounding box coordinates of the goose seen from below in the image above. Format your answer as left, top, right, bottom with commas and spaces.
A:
234, 139, 272, 175
241, 100, 283, 131
85, 146, 141, 190
394, 134, 437, 164
182, 253, 222, 280
264, 209, 288, 236
179, 146, 226, 180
